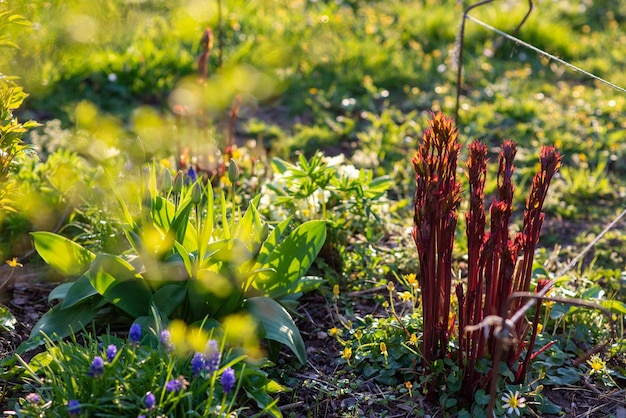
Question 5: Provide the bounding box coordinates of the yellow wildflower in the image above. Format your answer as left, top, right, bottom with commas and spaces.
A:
587, 355, 606, 376
329, 327, 342, 337
342, 347, 352, 362
408, 333, 418, 346
380, 342, 387, 356
405, 381, 413, 397
398, 291, 413, 303
386, 281, 395, 292
6, 258, 22, 268
332, 284, 340, 299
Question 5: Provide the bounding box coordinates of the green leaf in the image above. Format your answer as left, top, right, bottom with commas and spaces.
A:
253, 217, 292, 269
234, 202, 264, 255
152, 285, 187, 317
60, 275, 99, 309
0, 305, 16, 332
29, 301, 99, 345
151, 196, 197, 251
600, 299, 626, 314
254, 220, 326, 299
89, 254, 152, 318
245, 296, 307, 364
31, 232, 95, 277
47, 282, 73, 302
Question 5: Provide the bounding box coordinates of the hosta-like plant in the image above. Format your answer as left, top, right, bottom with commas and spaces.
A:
24, 166, 326, 364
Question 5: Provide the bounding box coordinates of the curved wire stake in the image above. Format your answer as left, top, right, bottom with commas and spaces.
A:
454, 0, 535, 127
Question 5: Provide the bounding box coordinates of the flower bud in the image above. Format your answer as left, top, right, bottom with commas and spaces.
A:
162, 169, 173, 193
228, 160, 239, 184
191, 181, 203, 205
172, 171, 184, 194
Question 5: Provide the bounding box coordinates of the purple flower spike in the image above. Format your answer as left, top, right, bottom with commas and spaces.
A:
204, 339, 221, 373
160, 330, 173, 351
89, 356, 104, 377
191, 352, 205, 375
106, 344, 117, 362
165, 379, 182, 392
221, 367, 236, 393
67, 400, 81, 415
144, 391, 156, 410
129, 323, 142, 344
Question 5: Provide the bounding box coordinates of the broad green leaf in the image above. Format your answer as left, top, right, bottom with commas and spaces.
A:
253, 217, 292, 269
152, 285, 188, 317
245, 296, 306, 364
28, 301, 99, 345
169, 197, 194, 247
89, 254, 152, 318
60, 275, 99, 309
151, 196, 198, 251
0, 305, 16, 332
31, 232, 95, 277
186, 277, 243, 320
254, 220, 326, 299
234, 202, 264, 255
205, 239, 253, 266
173, 241, 193, 276
47, 282, 73, 302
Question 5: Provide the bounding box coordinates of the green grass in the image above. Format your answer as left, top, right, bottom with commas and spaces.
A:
1, 0, 625, 415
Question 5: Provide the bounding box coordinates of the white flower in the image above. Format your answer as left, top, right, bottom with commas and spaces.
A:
501, 391, 526, 416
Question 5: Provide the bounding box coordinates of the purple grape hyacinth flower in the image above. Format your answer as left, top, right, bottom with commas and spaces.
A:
25, 393, 40, 404
221, 367, 236, 393
89, 356, 104, 377
191, 352, 205, 375
160, 330, 172, 348
204, 339, 221, 373
106, 344, 117, 362
144, 391, 156, 410
165, 379, 182, 392
129, 323, 142, 344
67, 400, 81, 416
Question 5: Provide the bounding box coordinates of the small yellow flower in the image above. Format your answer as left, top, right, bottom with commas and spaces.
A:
380, 342, 388, 356
6, 258, 22, 268
405, 273, 419, 290
329, 327, 342, 337
386, 281, 395, 292
309, 87, 318, 95
345, 320, 352, 330
536, 323, 543, 334
405, 380, 413, 397
587, 355, 606, 376
354, 329, 363, 340
382, 301, 389, 309
332, 284, 340, 299
342, 347, 352, 362
501, 390, 526, 416
398, 291, 413, 303
408, 333, 418, 346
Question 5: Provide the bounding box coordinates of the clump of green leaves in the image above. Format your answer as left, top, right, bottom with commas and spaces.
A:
25, 166, 326, 365
0, 9, 40, 220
